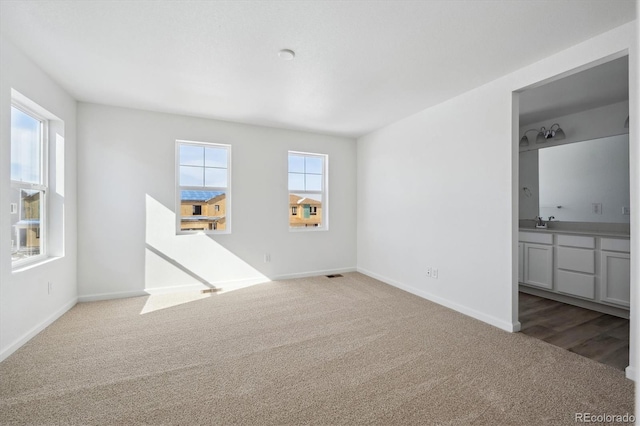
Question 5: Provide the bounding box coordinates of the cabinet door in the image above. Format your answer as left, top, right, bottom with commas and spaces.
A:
524, 243, 553, 289
600, 251, 630, 307
518, 243, 524, 283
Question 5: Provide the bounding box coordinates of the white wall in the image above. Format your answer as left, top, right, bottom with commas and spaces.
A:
518, 150, 538, 220
357, 20, 638, 381
76, 103, 357, 299
0, 35, 77, 361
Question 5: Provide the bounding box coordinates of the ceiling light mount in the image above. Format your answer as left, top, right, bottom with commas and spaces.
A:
519, 123, 566, 147
278, 49, 295, 61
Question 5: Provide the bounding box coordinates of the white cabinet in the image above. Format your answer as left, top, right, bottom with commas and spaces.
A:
518, 231, 630, 312
523, 243, 553, 289
556, 237, 596, 300
600, 250, 630, 307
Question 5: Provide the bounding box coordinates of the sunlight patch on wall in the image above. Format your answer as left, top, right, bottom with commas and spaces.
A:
143, 194, 270, 311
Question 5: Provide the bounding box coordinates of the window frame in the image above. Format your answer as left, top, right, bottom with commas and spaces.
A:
175, 140, 231, 235
10, 102, 49, 268
288, 151, 328, 232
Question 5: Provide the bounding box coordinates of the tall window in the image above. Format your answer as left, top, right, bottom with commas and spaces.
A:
288, 151, 327, 230
10, 104, 47, 265
177, 140, 230, 233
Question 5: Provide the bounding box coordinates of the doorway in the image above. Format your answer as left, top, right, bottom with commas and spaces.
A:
513, 54, 632, 372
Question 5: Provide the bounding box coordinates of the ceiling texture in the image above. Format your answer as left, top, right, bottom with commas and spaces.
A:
0, 0, 636, 138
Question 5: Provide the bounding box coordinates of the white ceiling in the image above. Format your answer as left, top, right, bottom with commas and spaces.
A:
519, 56, 629, 126
0, 1, 636, 138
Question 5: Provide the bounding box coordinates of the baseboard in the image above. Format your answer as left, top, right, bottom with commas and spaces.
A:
145, 277, 271, 295
78, 270, 358, 302
625, 366, 636, 381
272, 267, 357, 281
357, 267, 520, 333
78, 289, 148, 302
0, 297, 77, 363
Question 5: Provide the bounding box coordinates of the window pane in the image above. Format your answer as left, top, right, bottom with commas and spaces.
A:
11, 188, 43, 262
288, 154, 304, 173
180, 190, 226, 232
205, 167, 227, 187
289, 193, 322, 228
305, 156, 323, 174
179, 145, 204, 166
288, 173, 304, 191
11, 107, 41, 184
305, 174, 322, 191
205, 147, 227, 168
179, 165, 204, 186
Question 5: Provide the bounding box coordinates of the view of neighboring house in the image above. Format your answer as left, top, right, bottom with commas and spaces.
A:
289, 194, 322, 228
180, 190, 226, 231
11, 189, 41, 260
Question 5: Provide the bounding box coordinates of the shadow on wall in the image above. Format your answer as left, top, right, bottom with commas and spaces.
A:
142, 194, 270, 313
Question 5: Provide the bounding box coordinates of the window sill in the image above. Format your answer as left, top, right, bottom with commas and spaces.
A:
289, 227, 328, 232
176, 230, 231, 236
12, 255, 63, 274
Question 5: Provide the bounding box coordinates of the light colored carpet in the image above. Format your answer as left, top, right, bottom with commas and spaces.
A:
0, 272, 634, 425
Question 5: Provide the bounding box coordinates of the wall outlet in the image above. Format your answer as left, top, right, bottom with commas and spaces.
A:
426, 267, 432, 277
592, 203, 602, 215
622, 206, 630, 215
10, 203, 17, 214
264, 253, 271, 263
432, 268, 438, 279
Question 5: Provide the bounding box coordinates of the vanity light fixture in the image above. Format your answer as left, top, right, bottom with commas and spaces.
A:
519, 123, 566, 147
624, 115, 629, 128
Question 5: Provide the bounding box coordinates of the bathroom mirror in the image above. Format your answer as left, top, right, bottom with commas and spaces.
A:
520, 134, 630, 223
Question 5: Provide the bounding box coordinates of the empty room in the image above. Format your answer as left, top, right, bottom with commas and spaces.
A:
0, 1, 638, 424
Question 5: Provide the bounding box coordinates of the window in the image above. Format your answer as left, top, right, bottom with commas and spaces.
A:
177, 141, 230, 233
10, 104, 47, 266
288, 151, 327, 229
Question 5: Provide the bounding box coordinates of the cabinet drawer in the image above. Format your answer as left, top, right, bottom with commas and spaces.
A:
557, 234, 595, 249
557, 247, 595, 273
556, 270, 595, 299
519, 232, 552, 245
601, 238, 630, 253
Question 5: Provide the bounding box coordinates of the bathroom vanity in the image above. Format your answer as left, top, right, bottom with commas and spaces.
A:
518, 132, 631, 318
518, 229, 630, 318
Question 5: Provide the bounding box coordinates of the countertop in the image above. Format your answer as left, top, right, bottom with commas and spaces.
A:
518, 227, 630, 238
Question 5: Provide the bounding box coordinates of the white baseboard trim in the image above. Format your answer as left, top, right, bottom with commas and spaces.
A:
625, 366, 636, 381
357, 267, 520, 333
78, 289, 148, 302
78, 269, 359, 302
0, 297, 77, 363
272, 267, 357, 281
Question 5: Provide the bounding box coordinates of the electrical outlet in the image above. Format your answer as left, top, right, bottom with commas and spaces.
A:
592, 203, 602, 215
432, 268, 438, 279
426, 267, 432, 277
622, 206, 630, 215
264, 253, 271, 263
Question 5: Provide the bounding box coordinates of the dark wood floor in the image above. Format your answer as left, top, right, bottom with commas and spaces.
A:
519, 292, 629, 371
